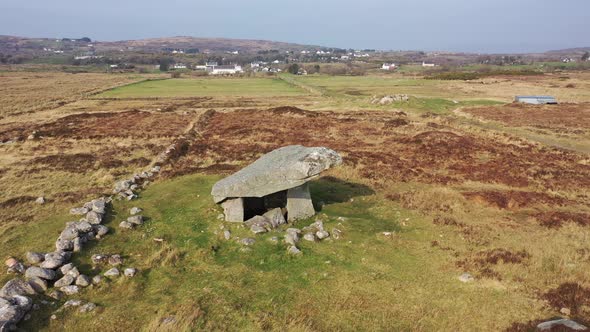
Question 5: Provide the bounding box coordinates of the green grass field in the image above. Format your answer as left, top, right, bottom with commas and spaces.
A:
98, 78, 306, 98
15, 174, 545, 331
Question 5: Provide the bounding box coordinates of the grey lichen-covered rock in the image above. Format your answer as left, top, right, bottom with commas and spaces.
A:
48, 290, 63, 300
91, 254, 108, 265
263, 208, 287, 228
287, 246, 302, 255
537, 319, 587, 331
0, 295, 32, 331
40, 252, 69, 269
251, 225, 267, 234
0, 279, 36, 297
60, 285, 80, 295
25, 252, 44, 265
75, 275, 91, 287
119, 221, 134, 229
240, 238, 256, 246
85, 211, 102, 225
316, 230, 330, 240
54, 274, 75, 288
27, 277, 48, 293
286, 183, 315, 221
458, 273, 474, 283
127, 215, 144, 225
24, 267, 56, 281
303, 233, 316, 242
223, 230, 231, 240
211, 145, 342, 203
124, 268, 137, 277
108, 255, 123, 266
91, 275, 103, 285
70, 207, 89, 215
93, 225, 109, 238
104, 268, 120, 278
59, 263, 74, 275
63, 299, 83, 308
130, 207, 142, 215
79, 302, 97, 313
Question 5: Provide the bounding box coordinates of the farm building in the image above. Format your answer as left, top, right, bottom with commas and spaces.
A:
211, 64, 243, 75
381, 63, 396, 70
515, 96, 558, 105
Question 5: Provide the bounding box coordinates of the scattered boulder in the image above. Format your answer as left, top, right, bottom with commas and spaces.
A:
127, 215, 144, 226
79, 302, 97, 313
48, 290, 63, 300
240, 238, 256, 246
27, 277, 48, 293
285, 228, 301, 246
7, 262, 26, 275
93, 225, 109, 238
63, 299, 83, 308
371, 94, 410, 105
24, 267, 56, 281
75, 275, 91, 287
316, 230, 330, 240
91, 254, 108, 265
108, 255, 123, 266
60, 285, 80, 295
119, 221, 134, 229
85, 211, 102, 225
130, 207, 142, 215
25, 252, 44, 265
59, 263, 74, 275
458, 273, 474, 283
263, 208, 287, 228
90, 199, 106, 214
124, 268, 137, 277
303, 233, 316, 242
104, 268, 120, 278
4, 258, 18, 269
287, 246, 302, 255
251, 225, 268, 234
0, 295, 33, 331
41, 252, 70, 269
75, 221, 93, 233
54, 275, 75, 288
0, 279, 36, 297
35, 197, 46, 204
91, 275, 103, 285
537, 319, 587, 331
70, 207, 89, 215
223, 230, 231, 240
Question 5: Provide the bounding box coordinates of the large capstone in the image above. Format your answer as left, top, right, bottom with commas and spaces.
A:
211, 145, 341, 222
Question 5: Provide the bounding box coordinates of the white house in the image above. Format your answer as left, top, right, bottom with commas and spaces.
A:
194, 65, 207, 71
381, 63, 396, 70
172, 63, 187, 69
211, 64, 243, 75
422, 62, 435, 67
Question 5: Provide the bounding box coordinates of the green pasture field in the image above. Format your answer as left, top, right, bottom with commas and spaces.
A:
97, 77, 306, 98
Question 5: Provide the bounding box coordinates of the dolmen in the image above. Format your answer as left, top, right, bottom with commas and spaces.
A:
211, 145, 342, 222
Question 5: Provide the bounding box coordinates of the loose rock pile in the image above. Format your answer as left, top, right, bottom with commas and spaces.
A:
229, 213, 340, 255
1, 165, 159, 329
371, 94, 410, 105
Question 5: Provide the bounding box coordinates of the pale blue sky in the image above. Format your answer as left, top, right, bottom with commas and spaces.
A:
0, 0, 588, 53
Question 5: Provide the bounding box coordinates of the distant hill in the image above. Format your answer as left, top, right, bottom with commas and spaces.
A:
102, 36, 321, 52
546, 47, 590, 54
0, 35, 323, 54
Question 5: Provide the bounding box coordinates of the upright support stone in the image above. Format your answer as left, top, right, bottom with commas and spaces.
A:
221, 198, 244, 222
286, 183, 315, 221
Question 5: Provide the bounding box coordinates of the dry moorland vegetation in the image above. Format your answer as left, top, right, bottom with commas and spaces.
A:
1, 69, 590, 331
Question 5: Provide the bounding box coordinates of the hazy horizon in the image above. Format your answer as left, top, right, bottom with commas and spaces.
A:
1, 0, 589, 53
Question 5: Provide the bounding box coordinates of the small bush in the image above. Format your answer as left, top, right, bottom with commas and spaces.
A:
170, 71, 181, 78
